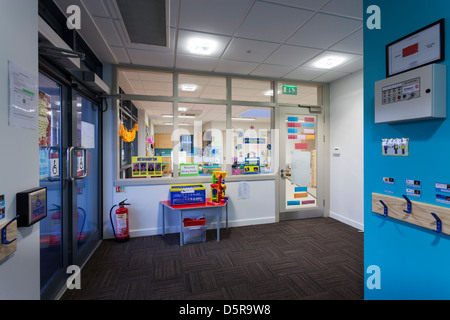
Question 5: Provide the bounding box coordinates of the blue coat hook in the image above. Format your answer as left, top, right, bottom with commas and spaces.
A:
431, 212, 442, 234
1, 215, 19, 245
402, 195, 412, 214
379, 200, 388, 217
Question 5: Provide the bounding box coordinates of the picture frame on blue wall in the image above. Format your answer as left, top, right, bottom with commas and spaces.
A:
386, 18, 445, 77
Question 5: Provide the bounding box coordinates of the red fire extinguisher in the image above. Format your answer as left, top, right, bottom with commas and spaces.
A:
109, 200, 131, 242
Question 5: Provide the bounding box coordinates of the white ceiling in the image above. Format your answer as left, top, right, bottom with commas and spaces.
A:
55, 0, 363, 84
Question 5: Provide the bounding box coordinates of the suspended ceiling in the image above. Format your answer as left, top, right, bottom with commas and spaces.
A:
54, 0, 363, 84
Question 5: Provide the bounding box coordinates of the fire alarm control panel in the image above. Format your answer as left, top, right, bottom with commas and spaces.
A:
375, 64, 446, 123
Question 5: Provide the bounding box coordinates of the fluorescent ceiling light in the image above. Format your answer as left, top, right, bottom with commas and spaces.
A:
188, 38, 217, 55
314, 56, 345, 69
164, 122, 190, 126
162, 114, 196, 119
178, 107, 188, 112
232, 117, 256, 121
180, 84, 198, 92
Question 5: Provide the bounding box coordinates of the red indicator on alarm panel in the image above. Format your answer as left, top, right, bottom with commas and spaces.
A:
403, 43, 419, 58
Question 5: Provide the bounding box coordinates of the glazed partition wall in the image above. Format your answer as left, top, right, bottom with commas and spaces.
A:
114, 67, 323, 185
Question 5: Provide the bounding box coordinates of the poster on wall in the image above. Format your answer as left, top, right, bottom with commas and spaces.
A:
132, 156, 162, 178
38, 91, 51, 146
382, 138, 409, 156
9, 60, 38, 130
386, 19, 445, 77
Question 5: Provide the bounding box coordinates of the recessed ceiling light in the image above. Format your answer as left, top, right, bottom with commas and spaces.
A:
164, 122, 190, 126
180, 84, 198, 92
188, 38, 217, 55
232, 117, 256, 121
162, 114, 196, 119
314, 56, 346, 69
178, 107, 188, 112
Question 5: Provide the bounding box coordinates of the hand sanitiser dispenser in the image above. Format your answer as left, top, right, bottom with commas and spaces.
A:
375, 64, 446, 123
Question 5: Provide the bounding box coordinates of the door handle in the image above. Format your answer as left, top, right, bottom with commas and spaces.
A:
67, 146, 88, 181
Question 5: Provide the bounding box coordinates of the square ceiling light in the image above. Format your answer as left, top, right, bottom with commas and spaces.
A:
313, 56, 346, 69
188, 38, 217, 55
116, 0, 169, 47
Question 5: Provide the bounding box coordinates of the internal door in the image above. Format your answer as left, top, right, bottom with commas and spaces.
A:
279, 106, 324, 220
38, 71, 101, 299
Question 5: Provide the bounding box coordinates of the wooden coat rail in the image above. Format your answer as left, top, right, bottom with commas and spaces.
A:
372, 193, 450, 235
0, 216, 18, 262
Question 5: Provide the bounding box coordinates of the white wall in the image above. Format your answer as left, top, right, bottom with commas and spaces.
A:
107, 180, 276, 239
0, 0, 40, 300
329, 71, 364, 230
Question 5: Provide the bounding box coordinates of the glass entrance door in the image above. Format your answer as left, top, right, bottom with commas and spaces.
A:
279, 107, 324, 220
72, 94, 101, 265
38, 72, 101, 299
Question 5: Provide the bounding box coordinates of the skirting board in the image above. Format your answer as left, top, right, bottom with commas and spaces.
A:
372, 193, 450, 235
329, 211, 364, 232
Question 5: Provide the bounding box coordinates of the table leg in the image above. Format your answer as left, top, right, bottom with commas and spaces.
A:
180, 210, 183, 246
162, 203, 165, 236
226, 203, 228, 229
217, 207, 220, 242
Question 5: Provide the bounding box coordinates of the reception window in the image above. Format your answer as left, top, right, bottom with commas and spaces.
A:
231, 106, 273, 176
115, 68, 321, 181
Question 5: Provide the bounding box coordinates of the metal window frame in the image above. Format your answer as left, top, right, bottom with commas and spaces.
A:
112, 65, 324, 186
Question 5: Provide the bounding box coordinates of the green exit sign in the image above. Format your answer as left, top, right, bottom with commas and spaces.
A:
282, 85, 297, 95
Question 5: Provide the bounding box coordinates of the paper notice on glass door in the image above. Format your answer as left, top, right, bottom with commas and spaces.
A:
9, 60, 38, 130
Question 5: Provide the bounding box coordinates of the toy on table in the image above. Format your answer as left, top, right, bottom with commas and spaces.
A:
170, 184, 206, 205
209, 171, 228, 205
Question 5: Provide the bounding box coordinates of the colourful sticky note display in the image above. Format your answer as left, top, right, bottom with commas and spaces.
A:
294, 193, 309, 199
295, 143, 308, 150
287, 117, 299, 122
288, 122, 302, 128
305, 117, 315, 123
306, 135, 315, 140
287, 201, 301, 206
295, 187, 308, 192
302, 123, 315, 128
302, 200, 316, 205
288, 128, 298, 134
288, 135, 298, 139
303, 129, 315, 134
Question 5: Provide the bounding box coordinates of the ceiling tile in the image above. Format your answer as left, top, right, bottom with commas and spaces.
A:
236, 1, 314, 43
177, 30, 231, 57
127, 49, 175, 67
214, 59, 259, 75
263, 0, 329, 10
179, 0, 252, 36
93, 17, 122, 47
320, 0, 364, 20
170, 0, 179, 28
110, 46, 130, 64
250, 63, 294, 78
83, 0, 110, 17
313, 70, 350, 82
334, 56, 363, 73
286, 13, 362, 49
222, 38, 279, 63
329, 28, 363, 54
264, 44, 322, 67
175, 54, 220, 72
283, 67, 327, 81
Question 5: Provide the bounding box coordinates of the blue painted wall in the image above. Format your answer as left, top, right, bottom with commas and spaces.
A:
364, 0, 450, 299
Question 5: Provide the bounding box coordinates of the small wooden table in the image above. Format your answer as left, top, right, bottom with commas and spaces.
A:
160, 198, 229, 246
